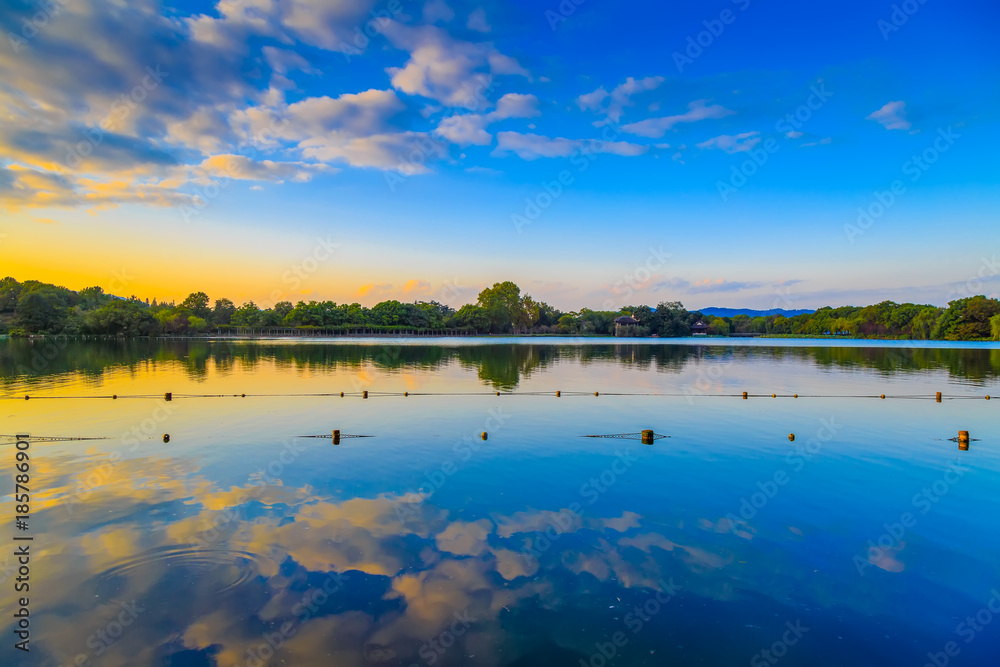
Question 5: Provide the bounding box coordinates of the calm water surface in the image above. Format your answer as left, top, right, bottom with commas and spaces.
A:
2, 338, 999, 667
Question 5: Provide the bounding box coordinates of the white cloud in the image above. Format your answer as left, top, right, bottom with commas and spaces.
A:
577, 76, 665, 123
493, 93, 540, 120
383, 22, 529, 108
622, 100, 735, 138
434, 93, 539, 146
867, 101, 911, 130
193, 154, 330, 182
423, 0, 454, 23
696, 131, 761, 154
435, 115, 492, 145
299, 132, 447, 172
492, 132, 647, 160
800, 137, 833, 148
467, 8, 491, 32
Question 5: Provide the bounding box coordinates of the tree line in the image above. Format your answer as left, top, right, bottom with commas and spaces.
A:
1, 276, 998, 340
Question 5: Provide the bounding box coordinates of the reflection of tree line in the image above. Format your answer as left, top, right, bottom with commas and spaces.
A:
1, 340, 999, 388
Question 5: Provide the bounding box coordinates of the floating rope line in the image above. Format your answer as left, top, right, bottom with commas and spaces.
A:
0, 434, 111, 443
297, 434, 374, 439
1, 391, 994, 401
583, 432, 670, 441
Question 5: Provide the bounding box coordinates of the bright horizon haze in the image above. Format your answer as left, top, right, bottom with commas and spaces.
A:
1, 0, 997, 311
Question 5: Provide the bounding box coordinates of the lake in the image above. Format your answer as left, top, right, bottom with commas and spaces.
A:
2, 338, 999, 666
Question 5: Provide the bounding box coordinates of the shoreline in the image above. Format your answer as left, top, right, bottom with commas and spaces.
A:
4, 334, 999, 349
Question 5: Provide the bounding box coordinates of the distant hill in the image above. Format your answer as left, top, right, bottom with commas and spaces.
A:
697, 307, 815, 318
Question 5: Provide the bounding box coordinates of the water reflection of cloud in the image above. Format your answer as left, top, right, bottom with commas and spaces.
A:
15, 450, 769, 666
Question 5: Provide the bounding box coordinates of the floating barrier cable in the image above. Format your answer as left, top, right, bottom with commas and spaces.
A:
583, 432, 670, 442
2, 391, 996, 401
0, 434, 110, 443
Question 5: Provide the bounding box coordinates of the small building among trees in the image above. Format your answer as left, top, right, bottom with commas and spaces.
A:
690, 320, 709, 335
614, 315, 639, 335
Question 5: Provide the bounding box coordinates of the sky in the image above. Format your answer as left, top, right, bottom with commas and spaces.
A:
0, 0, 998, 311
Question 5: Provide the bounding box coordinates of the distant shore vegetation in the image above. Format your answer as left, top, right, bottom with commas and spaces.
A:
1, 277, 999, 341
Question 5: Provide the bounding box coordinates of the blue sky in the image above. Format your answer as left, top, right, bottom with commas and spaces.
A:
1, 0, 997, 310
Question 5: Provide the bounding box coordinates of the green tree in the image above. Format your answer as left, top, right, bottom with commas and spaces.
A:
0, 277, 22, 313
991, 313, 1000, 341
85, 300, 157, 335
450, 304, 491, 332
188, 315, 209, 333
181, 292, 212, 320
652, 301, 691, 337
372, 300, 407, 326
212, 298, 236, 325
477, 281, 527, 333
15, 290, 63, 333
232, 302, 263, 327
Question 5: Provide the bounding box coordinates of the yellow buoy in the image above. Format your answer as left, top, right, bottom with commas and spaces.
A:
958, 430, 970, 443
788, 433, 795, 441
481, 432, 488, 440
163, 434, 170, 443
363, 390, 368, 399
556, 390, 561, 397
594, 391, 599, 397
742, 392, 748, 399
641, 430, 654, 445
112, 394, 118, 400
165, 392, 172, 401
333, 429, 341, 445
340, 392, 344, 397
880, 394, 886, 399
772, 394, 776, 398
404, 391, 408, 397
496, 391, 500, 396
936, 392, 942, 403
793, 394, 798, 398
